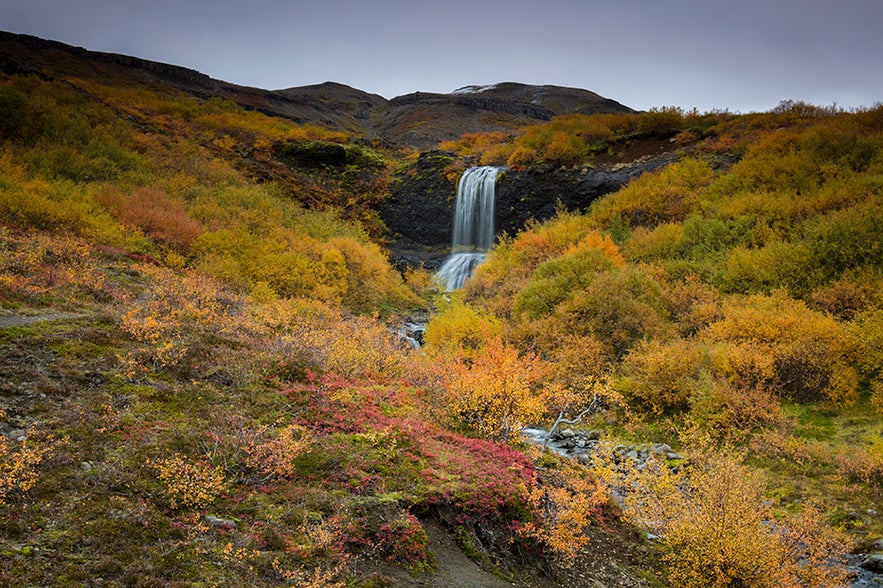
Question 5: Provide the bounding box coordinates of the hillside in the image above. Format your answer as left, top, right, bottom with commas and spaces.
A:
0, 30, 634, 149
1, 30, 883, 588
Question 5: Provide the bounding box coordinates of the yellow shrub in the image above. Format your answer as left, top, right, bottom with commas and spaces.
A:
423, 295, 502, 359
0, 424, 55, 503
702, 291, 856, 404
618, 445, 848, 588
506, 145, 537, 168
445, 336, 549, 442
618, 338, 708, 414
591, 158, 714, 228
153, 454, 226, 509
623, 223, 683, 262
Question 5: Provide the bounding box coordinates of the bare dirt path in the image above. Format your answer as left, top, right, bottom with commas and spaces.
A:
0, 311, 87, 329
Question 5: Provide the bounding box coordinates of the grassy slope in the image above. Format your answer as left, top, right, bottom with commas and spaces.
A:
3, 57, 882, 586
0, 72, 656, 586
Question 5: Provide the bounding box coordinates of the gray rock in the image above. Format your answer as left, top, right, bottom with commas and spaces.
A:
651, 443, 672, 455
205, 515, 238, 528
666, 452, 685, 461
861, 554, 883, 573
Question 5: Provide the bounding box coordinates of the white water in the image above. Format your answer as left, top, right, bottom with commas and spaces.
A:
435, 166, 503, 290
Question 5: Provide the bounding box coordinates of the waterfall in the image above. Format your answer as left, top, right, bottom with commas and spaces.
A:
435, 166, 503, 290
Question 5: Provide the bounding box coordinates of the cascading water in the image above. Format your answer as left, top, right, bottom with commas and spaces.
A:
435, 166, 503, 290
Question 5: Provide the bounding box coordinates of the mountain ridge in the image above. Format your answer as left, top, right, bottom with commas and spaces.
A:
0, 30, 634, 149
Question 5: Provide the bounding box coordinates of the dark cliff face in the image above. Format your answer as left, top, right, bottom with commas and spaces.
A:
379, 153, 679, 269
494, 158, 675, 236
378, 152, 460, 268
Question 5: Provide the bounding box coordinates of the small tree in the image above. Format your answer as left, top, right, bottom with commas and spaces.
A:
445, 336, 548, 443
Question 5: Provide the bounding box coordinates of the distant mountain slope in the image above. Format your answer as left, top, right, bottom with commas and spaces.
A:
0, 30, 635, 148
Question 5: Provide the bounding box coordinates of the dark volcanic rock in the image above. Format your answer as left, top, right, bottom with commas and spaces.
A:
380, 153, 679, 268
378, 151, 461, 268
495, 157, 675, 236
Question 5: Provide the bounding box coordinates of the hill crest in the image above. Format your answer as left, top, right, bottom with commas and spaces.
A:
0, 30, 634, 148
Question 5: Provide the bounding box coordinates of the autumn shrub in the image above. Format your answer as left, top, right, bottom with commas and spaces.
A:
702, 291, 857, 405
716, 240, 815, 296
805, 199, 883, 282
847, 308, 883, 407
438, 131, 510, 159
809, 269, 883, 320
0, 422, 55, 503
551, 265, 673, 360
518, 458, 608, 562
714, 129, 825, 195
445, 336, 550, 442
512, 246, 619, 322
752, 429, 883, 486
543, 131, 585, 165
0, 228, 111, 307
98, 187, 202, 250
479, 142, 515, 166
636, 106, 686, 135
677, 213, 759, 261
116, 262, 261, 381
0, 154, 128, 244
506, 145, 537, 168
152, 453, 226, 509
190, 186, 418, 313
618, 444, 848, 588
247, 296, 411, 380
590, 157, 714, 229
688, 379, 784, 437
243, 424, 314, 480
373, 512, 431, 571
422, 294, 502, 359
616, 338, 708, 415
622, 222, 683, 262
661, 273, 723, 337
466, 215, 620, 317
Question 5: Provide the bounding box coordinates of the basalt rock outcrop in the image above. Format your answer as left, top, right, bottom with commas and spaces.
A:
380, 151, 680, 269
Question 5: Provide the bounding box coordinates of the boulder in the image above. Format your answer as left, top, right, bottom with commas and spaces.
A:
861, 554, 883, 573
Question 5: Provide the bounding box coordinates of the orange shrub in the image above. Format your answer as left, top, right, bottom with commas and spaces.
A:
445, 336, 549, 442
543, 131, 584, 165
99, 187, 201, 250
518, 462, 608, 562
506, 145, 537, 168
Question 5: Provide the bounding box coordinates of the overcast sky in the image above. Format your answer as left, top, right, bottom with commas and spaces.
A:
2, 0, 881, 113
